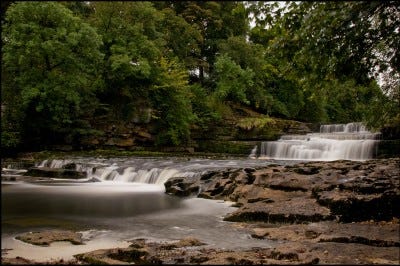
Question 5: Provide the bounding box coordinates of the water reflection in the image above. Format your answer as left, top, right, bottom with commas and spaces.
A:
2, 182, 183, 220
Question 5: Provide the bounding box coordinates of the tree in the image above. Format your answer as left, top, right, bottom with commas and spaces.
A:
151, 57, 194, 145
1, 2, 103, 150
89, 2, 196, 145
157, 7, 202, 74
296, 1, 399, 127
164, 1, 249, 84
60, 1, 94, 18
247, 1, 391, 125
213, 54, 254, 105
88, 2, 164, 119
217, 36, 274, 112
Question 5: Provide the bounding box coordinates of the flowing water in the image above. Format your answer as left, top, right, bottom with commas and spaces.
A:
1, 122, 381, 261
252, 122, 380, 161
2, 157, 277, 262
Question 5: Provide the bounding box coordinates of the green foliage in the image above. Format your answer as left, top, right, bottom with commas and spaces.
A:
151, 57, 194, 146
2, 1, 103, 149
217, 36, 275, 112
61, 1, 94, 18
292, 2, 398, 125
165, 1, 249, 82
1, 130, 20, 151
213, 54, 254, 105
158, 7, 202, 71
2, 1, 398, 153
190, 84, 221, 130
236, 117, 275, 130
88, 2, 164, 119
364, 88, 400, 131
248, 1, 394, 125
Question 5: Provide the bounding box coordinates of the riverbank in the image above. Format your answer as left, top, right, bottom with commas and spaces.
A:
2, 157, 399, 264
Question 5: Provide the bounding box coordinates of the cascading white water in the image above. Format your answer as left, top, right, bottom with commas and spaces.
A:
255, 122, 380, 161
35, 157, 273, 185
249, 145, 258, 159
36, 159, 197, 185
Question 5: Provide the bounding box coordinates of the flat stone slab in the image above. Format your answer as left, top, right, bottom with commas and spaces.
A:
224, 197, 333, 223
16, 230, 83, 246
249, 220, 400, 246
75, 237, 207, 265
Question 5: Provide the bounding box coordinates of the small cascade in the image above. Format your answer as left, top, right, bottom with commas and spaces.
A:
249, 145, 258, 159
253, 122, 380, 161
89, 164, 203, 185
34, 159, 200, 185
33, 157, 272, 185
37, 159, 73, 168
32, 157, 270, 186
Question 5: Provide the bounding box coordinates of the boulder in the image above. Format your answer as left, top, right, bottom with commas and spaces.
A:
164, 177, 200, 197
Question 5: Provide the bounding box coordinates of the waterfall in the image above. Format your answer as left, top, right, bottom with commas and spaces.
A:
249, 145, 258, 159
35, 159, 200, 185
33, 157, 273, 185
254, 122, 380, 161
320, 122, 367, 133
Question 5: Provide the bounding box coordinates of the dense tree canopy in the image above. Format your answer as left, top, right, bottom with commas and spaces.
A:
1, 1, 398, 151
248, 1, 398, 126
2, 2, 103, 150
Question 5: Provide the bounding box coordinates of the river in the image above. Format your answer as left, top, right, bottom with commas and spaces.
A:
2, 157, 278, 262
1, 122, 381, 262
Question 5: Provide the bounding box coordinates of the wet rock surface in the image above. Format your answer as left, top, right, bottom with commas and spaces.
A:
15, 230, 84, 246
166, 158, 400, 224
72, 233, 399, 265
162, 158, 400, 264
164, 177, 200, 197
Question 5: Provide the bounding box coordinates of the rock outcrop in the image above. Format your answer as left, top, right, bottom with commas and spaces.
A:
166, 158, 400, 224
161, 158, 400, 265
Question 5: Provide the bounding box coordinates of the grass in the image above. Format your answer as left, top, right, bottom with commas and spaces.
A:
236, 116, 276, 130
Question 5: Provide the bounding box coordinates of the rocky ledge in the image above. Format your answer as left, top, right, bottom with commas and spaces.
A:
162, 157, 400, 264
166, 158, 400, 224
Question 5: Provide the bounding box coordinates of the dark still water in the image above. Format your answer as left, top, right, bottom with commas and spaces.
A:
2, 178, 274, 261
2, 182, 182, 220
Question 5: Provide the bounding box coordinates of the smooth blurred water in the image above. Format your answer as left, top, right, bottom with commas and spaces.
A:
2, 156, 277, 262
256, 122, 380, 161
35, 157, 277, 184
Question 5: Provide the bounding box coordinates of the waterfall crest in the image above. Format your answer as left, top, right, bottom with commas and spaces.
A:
35, 157, 273, 185
254, 122, 380, 161
37, 159, 199, 185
